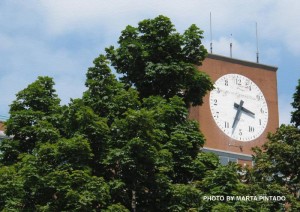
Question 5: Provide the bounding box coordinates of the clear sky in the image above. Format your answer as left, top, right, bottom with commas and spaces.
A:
0, 0, 299, 125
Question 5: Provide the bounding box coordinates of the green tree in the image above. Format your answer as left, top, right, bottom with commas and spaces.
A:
106, 15, 213, 106
0, 15, 217, 211
250, 79, 300, 209
1, 76, 61, 164
101, 94, 212, 211
253, 125, 300, 201
82, 16, 214, 210
82, 55, 140, 124
245, 78, 300, 211
0, 77, 114, 211
291, 79, 300, 127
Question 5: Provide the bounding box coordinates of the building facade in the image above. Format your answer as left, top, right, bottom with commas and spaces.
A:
189, 54, 279, 166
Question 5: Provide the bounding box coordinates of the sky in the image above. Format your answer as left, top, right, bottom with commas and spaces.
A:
0, 0, 299, 125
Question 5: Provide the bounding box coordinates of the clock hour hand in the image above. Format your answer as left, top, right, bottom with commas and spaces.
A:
234, 103, 255, 116
232, 100, 244, 129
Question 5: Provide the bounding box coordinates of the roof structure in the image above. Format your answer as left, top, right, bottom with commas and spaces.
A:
206, 53, 278, 72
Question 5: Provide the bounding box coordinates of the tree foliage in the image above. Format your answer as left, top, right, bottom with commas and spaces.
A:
0, 15, 299, 211
106, 15, 213, 106
291, 79, 300, 127
0, 16, 216, 211
251, 80, 300, 210
252, 125, 300, 208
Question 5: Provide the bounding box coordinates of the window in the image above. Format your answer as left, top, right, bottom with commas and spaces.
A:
219, 156, 238, 165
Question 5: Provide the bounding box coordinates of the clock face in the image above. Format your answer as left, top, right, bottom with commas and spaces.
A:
209, 74, 268, 142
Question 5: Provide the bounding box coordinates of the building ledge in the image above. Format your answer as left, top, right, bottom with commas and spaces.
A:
202, 147, 253, 161
206, 53, 278, 72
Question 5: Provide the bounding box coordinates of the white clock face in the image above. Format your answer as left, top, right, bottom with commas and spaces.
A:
209, 74, 268, 142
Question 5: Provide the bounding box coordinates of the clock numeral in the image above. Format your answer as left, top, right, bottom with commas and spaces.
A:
257, 95, 263, 101
249, 126, 255, 132
239, 129, 242, 135
213, 99, 218, 106
214, 111, 219, 118
236, 78, 242, 85
225, 79, 229, 86
245, 80, 252, 91
259, 119, 262, 125
217, 87, 221, 93
225, 121, 229, 128
260, 108, 265, 114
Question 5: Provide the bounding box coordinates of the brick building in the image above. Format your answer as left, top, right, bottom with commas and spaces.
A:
190, 54, 279, 166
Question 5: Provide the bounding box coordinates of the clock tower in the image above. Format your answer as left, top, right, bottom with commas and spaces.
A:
189, 54, 279, 166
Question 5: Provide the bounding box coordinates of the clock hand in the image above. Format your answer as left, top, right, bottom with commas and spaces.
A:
232, 100, 244, 129
234, 103, 255, 116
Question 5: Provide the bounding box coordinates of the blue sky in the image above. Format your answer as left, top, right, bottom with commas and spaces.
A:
0, 0, 299, 125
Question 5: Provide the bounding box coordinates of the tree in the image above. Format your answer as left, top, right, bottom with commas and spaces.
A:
250, 81, 300, 210
106, 15, 213, 106
2, 15, 300, 211
1, 76, 61, 164
82, 55, 140, 124
291, 79, 300, 127
253, 126, 300, 199
0, 16, 217, 211
0, 77, 113, 211
253, 80, 300, 208
248, 77, 300, 210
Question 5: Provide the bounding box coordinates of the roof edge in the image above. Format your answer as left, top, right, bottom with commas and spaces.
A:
206, 53, 278, 72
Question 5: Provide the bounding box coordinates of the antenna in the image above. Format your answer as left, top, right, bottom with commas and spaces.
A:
210, 12, 213, 54
256, 22, 259, 63
230, 34, 233, 58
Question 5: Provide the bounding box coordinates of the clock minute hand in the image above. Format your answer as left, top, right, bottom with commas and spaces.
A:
232, 100, 244, 129
234, 103, 255, 116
